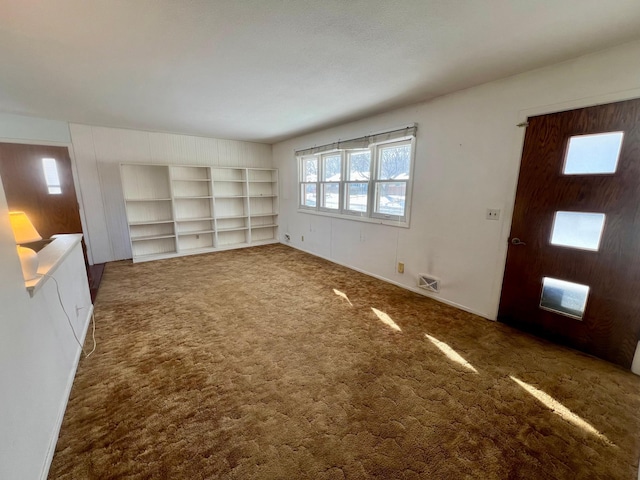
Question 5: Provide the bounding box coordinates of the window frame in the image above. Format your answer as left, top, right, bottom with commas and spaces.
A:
371, 139, 412, 222
297, 136, 415, 227
318, 152, 342, 213
299, 155, 319, 210
343, 148, 372, 218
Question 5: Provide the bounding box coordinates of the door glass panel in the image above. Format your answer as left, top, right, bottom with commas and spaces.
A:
540, 277, 589, 319
563, 132, 623, 175
42, 157, 62, 194
550, 211, 605, 251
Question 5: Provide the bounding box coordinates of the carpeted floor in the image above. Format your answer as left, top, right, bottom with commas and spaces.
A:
49, 244, 640, 479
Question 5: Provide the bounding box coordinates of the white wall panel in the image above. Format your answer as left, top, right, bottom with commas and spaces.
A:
70, 125, 272, 262
0, 112, 70, 144
0, 175, 92, 480
273, 40, 640, 321
69, 124, 113, 264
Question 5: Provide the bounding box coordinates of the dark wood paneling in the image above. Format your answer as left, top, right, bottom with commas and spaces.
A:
499, 98, 640, 368
0, 142, 96, 291
0, 143, 82, 238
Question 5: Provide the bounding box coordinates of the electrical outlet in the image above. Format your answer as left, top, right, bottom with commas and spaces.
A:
398, 262, 405, 274
301, 235, 304, 242
486, 208, 501, 221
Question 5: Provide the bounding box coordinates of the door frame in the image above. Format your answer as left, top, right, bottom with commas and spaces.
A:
492, 87, 640, 322
0, 137, 94, 264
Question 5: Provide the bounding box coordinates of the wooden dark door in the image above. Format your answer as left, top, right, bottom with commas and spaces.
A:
0, 143, 83, 239
499, 98, 640, 369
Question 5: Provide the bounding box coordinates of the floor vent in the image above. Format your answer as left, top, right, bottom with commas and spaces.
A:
418, 274, 439, 293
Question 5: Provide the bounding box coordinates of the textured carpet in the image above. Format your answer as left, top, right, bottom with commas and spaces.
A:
49, 244, 640, 479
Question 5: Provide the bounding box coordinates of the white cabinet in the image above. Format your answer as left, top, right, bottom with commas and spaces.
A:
121, 164, 278, 262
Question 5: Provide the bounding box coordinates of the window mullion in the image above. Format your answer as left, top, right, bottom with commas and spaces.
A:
368, 144, 377, 219
340, 151, 346, 213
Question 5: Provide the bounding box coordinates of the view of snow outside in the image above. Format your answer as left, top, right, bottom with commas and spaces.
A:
302, 144, 410, 215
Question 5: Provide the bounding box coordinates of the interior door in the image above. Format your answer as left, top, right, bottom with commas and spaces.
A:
499, 98, 640, 369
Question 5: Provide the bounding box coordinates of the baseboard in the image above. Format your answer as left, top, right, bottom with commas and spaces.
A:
39, 303, 94, 480
281, 242, 491, 320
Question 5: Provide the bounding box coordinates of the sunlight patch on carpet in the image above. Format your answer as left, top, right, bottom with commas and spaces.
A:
510, 376, 615, 446
371, 308, 401, 332
333, 288, 353, 306
425, 334, 478, 373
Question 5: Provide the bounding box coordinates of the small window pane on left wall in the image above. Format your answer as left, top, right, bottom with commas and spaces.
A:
42, 157, 62, 194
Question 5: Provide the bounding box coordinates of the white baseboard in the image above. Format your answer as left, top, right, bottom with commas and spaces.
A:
281, 242, 491, 320
39, 304, 94, 480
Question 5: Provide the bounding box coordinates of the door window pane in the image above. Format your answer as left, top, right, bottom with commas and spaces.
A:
303, 158, 317, 182
346, 183, 368, 212
375, 182, 406, 216
302, 184, 316, 207
540, 277, 589, 319
550, 211, 606, 251
379, 144, 410, 180
322, 183, 339, 209
563, 132, 624, 175
42, 157, 62, 194
348, 151, 371, 181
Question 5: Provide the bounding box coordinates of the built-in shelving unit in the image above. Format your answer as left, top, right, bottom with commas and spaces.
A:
121, 164, 278, 262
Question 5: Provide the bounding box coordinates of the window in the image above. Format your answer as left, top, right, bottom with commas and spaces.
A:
42, 157, 62, 194
300, 157, 317, 207
345, 150, 371, 214
297, 127, 415, 226
320, 154, 341, 210
374, 141, 410, 218
563, 132, 623, 175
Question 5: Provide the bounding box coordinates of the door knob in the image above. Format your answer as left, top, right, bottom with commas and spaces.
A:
511, 237, 526, 246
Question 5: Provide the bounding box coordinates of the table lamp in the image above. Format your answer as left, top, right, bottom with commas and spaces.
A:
8, 211, 42, 280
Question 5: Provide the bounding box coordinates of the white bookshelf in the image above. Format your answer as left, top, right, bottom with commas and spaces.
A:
121, 164, 278, 262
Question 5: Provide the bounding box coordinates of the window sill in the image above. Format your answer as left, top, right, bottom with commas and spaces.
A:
297, 208, 409, 228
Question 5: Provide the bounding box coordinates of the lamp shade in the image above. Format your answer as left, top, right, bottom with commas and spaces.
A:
8, 211, 42, 244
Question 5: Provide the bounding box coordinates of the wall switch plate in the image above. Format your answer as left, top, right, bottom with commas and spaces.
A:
398, 262, 405, 274
486, 208, 501, 220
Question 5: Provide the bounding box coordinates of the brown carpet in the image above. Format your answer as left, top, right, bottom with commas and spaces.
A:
49, 244, 640, 479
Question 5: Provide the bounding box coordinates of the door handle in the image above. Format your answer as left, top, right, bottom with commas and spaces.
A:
511, 237, 526, 246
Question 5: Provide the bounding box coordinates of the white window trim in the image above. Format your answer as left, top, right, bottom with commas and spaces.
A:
297, 135, 415, 228
318, 152, 342, 213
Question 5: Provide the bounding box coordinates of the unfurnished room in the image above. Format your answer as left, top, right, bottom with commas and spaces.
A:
1, 1, 640, 479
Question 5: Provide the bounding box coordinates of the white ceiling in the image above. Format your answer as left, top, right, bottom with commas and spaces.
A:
1, 1, 640, 144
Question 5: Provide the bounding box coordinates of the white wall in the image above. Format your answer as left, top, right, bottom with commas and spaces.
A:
0, 113, 70, 144
69, 124, 273, 264
0, 183, 92, 479
273, 40, 640, 320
